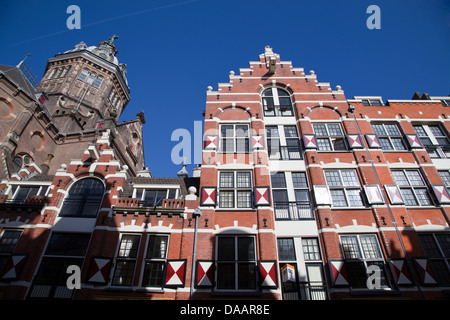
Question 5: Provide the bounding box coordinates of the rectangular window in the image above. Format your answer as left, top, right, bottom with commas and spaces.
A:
218, 171, 252, 209
325, 170, 363, 207
277, 238, 296, 261
302, 238, 321, 261
134, 189, 179, 206
112, 234, 140, 286
78, 69, 89, 82
313, 123, 347, 151
0, 230, 22, 254
340, 234, 389, 288
418, 233, 450, 286
414, 124, 450, 158
216, 236, 256, 290
10, 185, 48, 203
220, 124, 249, 153
438, 171, 450, 187
391, 169, 433, 206
93, 76, 103, 89
371, 123, 406, 150
142, 235, 169, 287
29, 233, 90, 299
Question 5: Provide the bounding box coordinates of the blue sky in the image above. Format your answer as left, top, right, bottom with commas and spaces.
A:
1, 0, 449, 177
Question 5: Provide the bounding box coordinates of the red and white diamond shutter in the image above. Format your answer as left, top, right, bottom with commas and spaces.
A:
431, 185, 450, 204
388, 259, 413, 286
200, 187, 217, 206
254, 186, 270, 206
165, 260, 187, 287
413, 258, 438, 285
384, 185, 404, 205
204, 135, 218, 150
364, 185, 385, 204
196, 260, 214, 287
365, 134, 381, 148
251, 135, 265, 150
303, 134, 318, 149
259, 261, 278, 288
87, 257, 112, 284
346, 134, 364, 149
0, 254, 27, 280
329, 260, 349, 286
406, 134, 422, 148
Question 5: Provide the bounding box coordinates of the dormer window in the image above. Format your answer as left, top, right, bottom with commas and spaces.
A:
134, 188, 179, 207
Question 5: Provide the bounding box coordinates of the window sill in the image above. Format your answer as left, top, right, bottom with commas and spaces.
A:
105, 286, 164, 293
330, 207, 369, 210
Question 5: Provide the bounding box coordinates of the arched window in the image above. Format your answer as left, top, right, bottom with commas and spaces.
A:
59, 178, 105, 218
262, 87, 293, 117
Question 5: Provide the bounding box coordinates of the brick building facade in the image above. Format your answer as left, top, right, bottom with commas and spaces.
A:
0, 43, 448, 300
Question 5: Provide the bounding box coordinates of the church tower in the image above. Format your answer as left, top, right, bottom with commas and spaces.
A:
37, 36, 130, 132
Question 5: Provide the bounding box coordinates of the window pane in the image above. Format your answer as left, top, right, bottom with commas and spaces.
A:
385, 124, 401, 136
327, 124, 343, 136
118, 235, 140, 258
277, 89, 290, 97
292, 172, 308, 188
415, 188, 432, 206
236, 138, 249, 152
359, 235, 382, 259
266, 126, 279, 138
325, 171, 342, 187
217, 263, 235, 289
341, 170, 360, 187
294, 190, 310, 203
218, 237, 235, 261
237, 191, 252, 208
272, 190, 288, 203
220, 172, 234, 188
302, 238, 321, 261
144, 189, 156, 202
221, 125, 233, 137
78, 69, 89, 81
271, 172, 286, 188
439, 171, 450, 187
235, 125, 248, 137
284, 126, 298, 138
400, 188, 418, 206
391, 138, 406, 150
379, 138, 393, 150
112, 260, 135, 286
146, 235, 168, 259
372, 124, 387, 136
332, 138, 347, 150
436, 234, 450, 257
45, 233, 90, 256
392, 171, 409, 186
429, 125, 445, 137
347, 189, 363, 207
413, 125, 427, 137
142, 261, 165, 287
341, 236, 362, 259
219, 191, 234, 208
317, 138, 332, 151
419, 234, 442, 258
93, 76, 103, 88
238, 263, 256, 289
0, 230, 21, 254
313, 124, 328, 136
238, 237, 255, 261
405, 170, 424, 186
330, 189, 347, 207
278, 238, 296, 261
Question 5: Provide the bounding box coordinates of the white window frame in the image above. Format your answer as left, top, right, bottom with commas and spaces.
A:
218, 171, 253, 209
324, 169, 364, 208
391, 169, 433, 207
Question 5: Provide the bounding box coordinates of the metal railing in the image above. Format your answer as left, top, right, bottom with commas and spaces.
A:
274, 202, 314, 220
